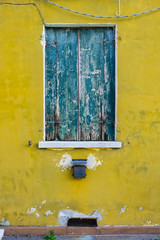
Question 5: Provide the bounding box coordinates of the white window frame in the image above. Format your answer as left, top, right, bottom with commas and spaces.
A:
39, 23, 121, 149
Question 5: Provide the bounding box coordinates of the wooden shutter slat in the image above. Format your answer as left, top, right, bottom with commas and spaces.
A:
45, 28, 78, 141
79, 28, 115, 141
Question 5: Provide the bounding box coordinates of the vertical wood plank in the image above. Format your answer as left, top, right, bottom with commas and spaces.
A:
45, 28, 57, 140
79, 28, 115, 141
45, 28, 78, 140
103, 27, 115, 140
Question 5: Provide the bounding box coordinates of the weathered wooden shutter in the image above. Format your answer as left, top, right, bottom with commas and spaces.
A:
79, 28, 115, 141
45, 27, 115, 141
45, 28, 78, 140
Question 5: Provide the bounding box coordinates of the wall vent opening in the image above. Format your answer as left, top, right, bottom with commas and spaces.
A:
67, 218, 97, 227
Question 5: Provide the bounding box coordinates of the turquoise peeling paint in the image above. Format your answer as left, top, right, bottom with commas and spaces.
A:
45, 27, 115, 141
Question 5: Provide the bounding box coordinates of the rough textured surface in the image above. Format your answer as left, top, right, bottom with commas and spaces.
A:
0, 0, 160, 227
45, 27, 115, 141
3, 235, 160, 240
45, 28, 78, 141
58, 210, 102, 226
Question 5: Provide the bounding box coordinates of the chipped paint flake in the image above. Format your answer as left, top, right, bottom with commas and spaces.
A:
35, 213, 40, 218
45, 210, 53, 216
120, 205, 127, 214
139, 207, 143, 211
27, 208, 36, 214
42, 200, 46, 205
87, 154, 102, 170
0, 218, 10, 226
56, 154, 72, 170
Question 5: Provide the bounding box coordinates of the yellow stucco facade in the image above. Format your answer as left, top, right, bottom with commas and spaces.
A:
0, 0, 160, 226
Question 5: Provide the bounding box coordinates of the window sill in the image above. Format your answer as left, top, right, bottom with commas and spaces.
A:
38, 141, 122, 149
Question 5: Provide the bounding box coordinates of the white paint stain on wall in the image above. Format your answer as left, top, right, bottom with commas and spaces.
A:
27, 205, 56, 218
56, 154, 72, 170
120, 205, 127, 214
35, 213, 40, 218
147, 220, 152, 225
58, 209, 102, 226
42, 200, 46, 205
0, 218, 10, 226
27, 208, 37, 214
45, 210, 54, 216
87, 154, 102, 170
56, 154, 102, 171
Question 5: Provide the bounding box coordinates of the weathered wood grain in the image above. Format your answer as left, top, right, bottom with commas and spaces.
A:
45, 27, 115, 141
79, 28, 115, 140
45, 28, 78, 140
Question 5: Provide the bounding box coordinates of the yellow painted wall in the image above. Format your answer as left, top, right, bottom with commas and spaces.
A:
0, 0, 160, 226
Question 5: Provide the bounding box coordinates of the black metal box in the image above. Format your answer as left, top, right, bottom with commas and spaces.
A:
73, 165, 86, 178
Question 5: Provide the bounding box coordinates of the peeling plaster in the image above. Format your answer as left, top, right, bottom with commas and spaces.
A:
27, 205, 55, 218
147, 220, 152, 225
0, 218, 10, 226
42, 200, 46, 205
58, 209, 102, 226
120, 205, 127, 214
57, 154, 102, 171
27, 207, 40, 218
87, 154, 102, 170
27, 208, 36, 214
56, 154, 72, 170
35, 213, 40, 218
45, 210, 54, 216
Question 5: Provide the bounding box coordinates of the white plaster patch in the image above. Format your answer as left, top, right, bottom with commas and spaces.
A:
27, 208, 36, 214
147, 220, 152, 225
0, 218, 10, 226
56, 154, 72, 170
139, 207, 143, 211
58, 209, 102, 226
45, 210, 53, 216
42, 200, 46, 205
87, 154, 102, 170
35, 213, 40, 218
56, 154, 102, 171
120, 205, 127, 214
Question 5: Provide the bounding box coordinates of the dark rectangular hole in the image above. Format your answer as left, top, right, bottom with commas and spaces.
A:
67, 218, 97, 227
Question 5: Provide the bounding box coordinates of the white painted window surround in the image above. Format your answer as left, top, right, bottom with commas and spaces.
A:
39, 24, 122, 149
38, 141, 122, 149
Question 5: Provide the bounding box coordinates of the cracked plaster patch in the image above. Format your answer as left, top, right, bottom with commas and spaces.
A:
58, 209, 102, 226
0, 218, 10, 226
